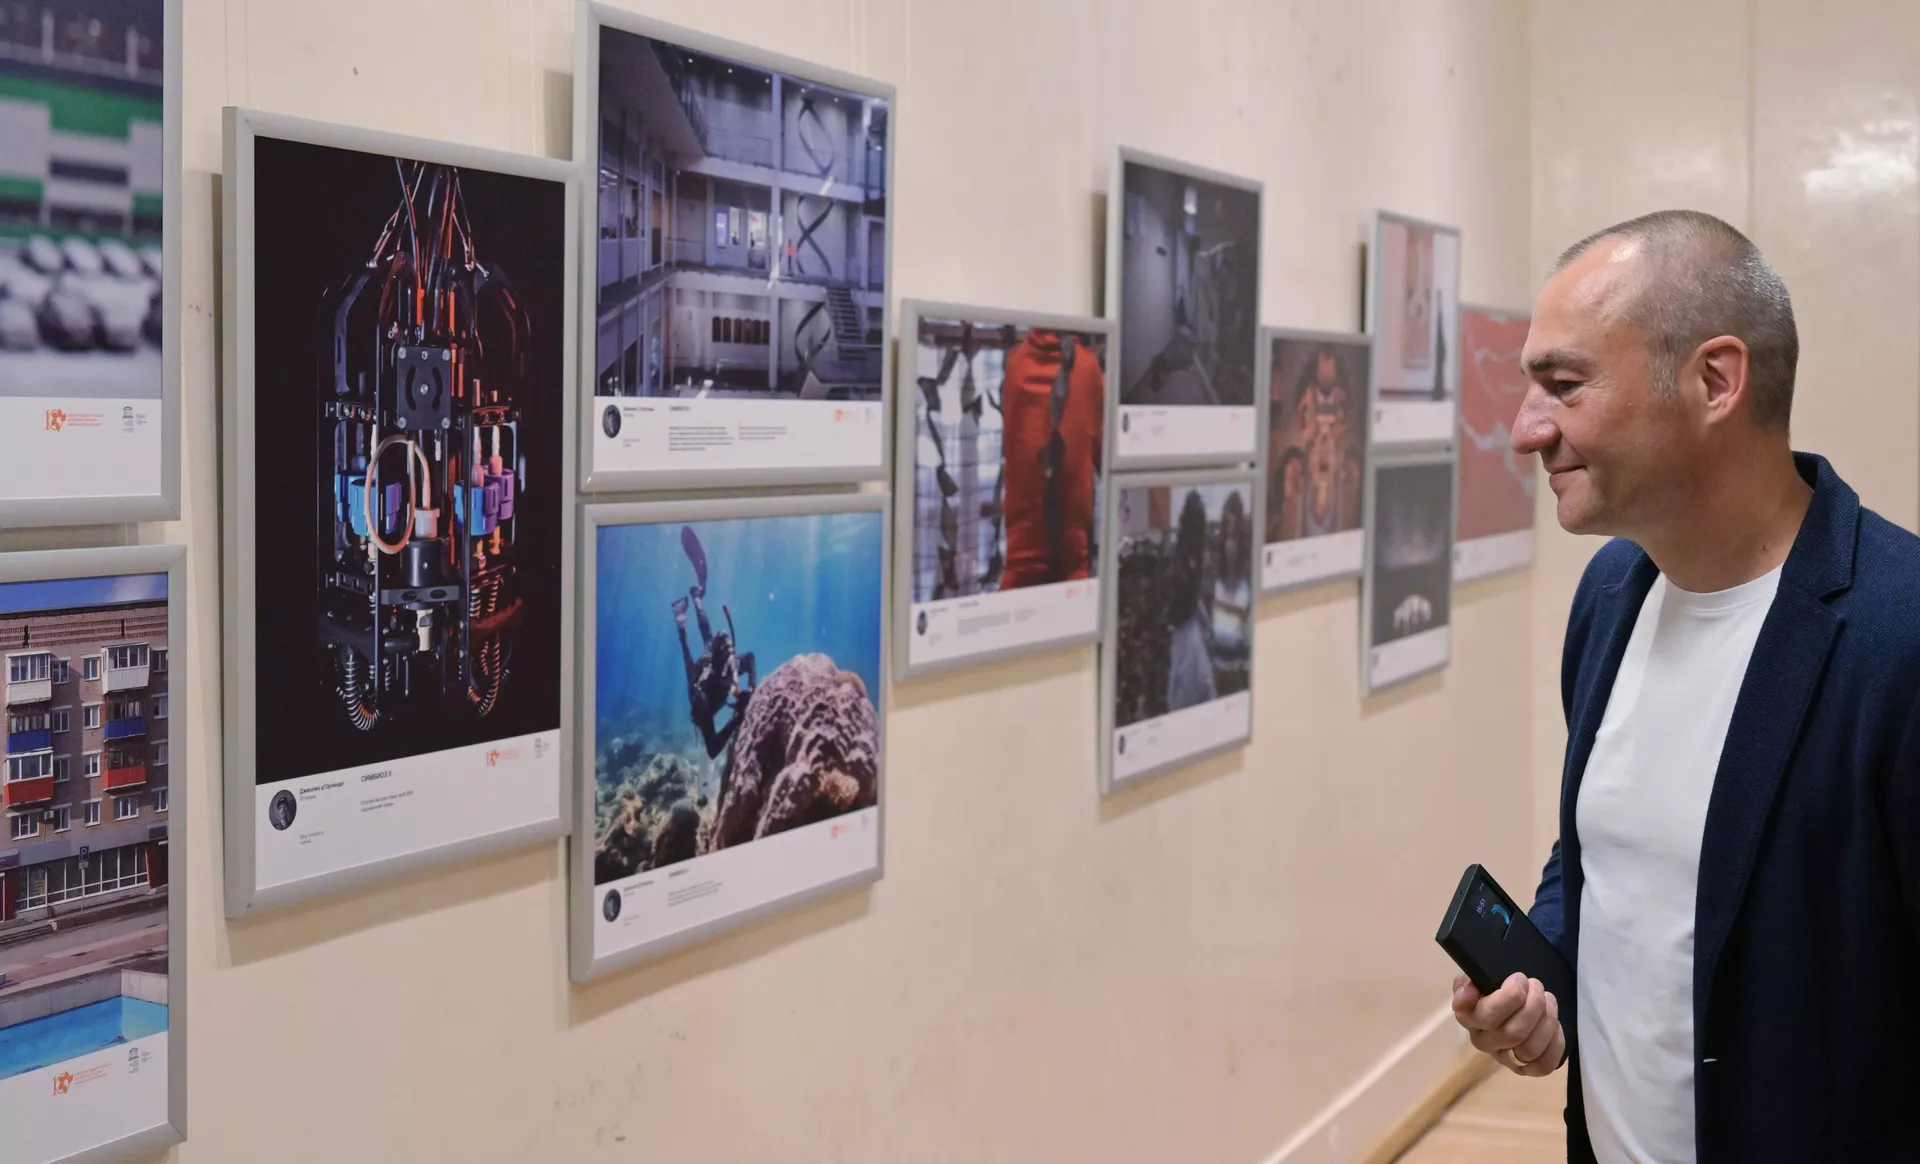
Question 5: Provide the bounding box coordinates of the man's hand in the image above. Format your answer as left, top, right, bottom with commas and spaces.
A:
1451, 972, 1565, 1077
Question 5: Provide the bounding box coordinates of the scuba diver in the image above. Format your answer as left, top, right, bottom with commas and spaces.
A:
671, 526, 757, 759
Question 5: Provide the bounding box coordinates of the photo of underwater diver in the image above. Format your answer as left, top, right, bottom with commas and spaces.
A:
671, 526, 758, 759
1113, 481, 1255, 729
910, 316, 1106, 603
593, 509, 884, 884
1369, 460, 1454, 647
1266, 335, 1369, 544
1116, 158, 1260, 409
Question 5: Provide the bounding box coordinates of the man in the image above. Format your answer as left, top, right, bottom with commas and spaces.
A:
1450, 209, 1920, 1162
672, 582, 756, 760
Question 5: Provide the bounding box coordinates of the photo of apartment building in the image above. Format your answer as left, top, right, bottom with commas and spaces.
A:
593, 23, 889, 401
0, 584, 168, 929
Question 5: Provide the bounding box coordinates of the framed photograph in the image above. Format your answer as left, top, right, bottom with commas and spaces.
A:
0, 543, 186, 1164
1259, 327, 1370, 592
1362, 448, 1456, 694
220, 109, 573, 916
575, 492, 887, 980
575, 2, 895, 492
1100, 468, 1257, 791
894, 300, 1110, 678
1106, 147, 1261, 470
0, 0, 180, 528
1366, 210, 1461, 449
1454, 304, 1535, 582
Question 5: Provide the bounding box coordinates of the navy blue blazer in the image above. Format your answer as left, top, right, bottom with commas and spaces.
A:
1528, 453, 1920, 1163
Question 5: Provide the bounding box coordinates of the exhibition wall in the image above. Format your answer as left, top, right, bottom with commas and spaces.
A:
7, 0, 1914, 1161
89, 1, 1530, 1160
1528, 0, 1920, 866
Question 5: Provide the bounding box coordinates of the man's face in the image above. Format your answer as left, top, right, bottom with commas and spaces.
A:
1512, 243, 1693, 536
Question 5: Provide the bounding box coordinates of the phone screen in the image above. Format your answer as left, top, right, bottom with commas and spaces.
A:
1468, 877, 1514, 939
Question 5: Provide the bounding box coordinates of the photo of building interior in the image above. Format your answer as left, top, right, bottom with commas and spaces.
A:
593, 25, 889, 401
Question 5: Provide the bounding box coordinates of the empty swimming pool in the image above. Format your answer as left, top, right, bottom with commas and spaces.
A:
0, 997, 167, 1081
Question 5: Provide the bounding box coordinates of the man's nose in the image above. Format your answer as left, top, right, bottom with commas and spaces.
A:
1509, 388, 1556, 456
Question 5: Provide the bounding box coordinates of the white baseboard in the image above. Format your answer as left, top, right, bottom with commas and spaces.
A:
1257, 1006, 1474, 1164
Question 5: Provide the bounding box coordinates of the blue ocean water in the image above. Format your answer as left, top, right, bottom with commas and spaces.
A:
595, 510, 885, 762
0, 997, 168, 1081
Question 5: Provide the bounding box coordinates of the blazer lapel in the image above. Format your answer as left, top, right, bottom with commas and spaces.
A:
1691, 452, 1858, 1054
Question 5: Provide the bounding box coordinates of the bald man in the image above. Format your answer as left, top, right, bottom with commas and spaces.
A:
1449, 210, 1920, 1162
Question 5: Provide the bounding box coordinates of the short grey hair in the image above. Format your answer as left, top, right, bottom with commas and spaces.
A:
1555, 210, 1797, 429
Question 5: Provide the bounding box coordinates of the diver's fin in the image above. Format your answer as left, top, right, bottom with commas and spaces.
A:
680, 525, 708, 590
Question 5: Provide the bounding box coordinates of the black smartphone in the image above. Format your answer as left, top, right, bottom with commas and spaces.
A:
1435, 863, 1575, 1016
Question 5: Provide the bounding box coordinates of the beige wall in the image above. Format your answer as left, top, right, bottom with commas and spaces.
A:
91, 1, 1543, 1162
1529, 0, 1920, 863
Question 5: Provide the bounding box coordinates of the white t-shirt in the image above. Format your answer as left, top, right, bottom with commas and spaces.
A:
1575, 564, 1783, 1164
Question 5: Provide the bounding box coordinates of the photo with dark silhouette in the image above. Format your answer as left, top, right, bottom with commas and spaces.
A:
909, 315, 1106, 604
247, 135, 566, 786
593, 509, 883, 886
1116, 158, 1259, 410
0, 0, 165, 401
592, 24, 889, 401
1267, 333, 1368, 545
1369, 461, 1454, 647
1112, 481, 1254, 729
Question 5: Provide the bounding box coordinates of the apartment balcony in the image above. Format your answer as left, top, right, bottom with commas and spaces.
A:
1, 774, 55, 809
104, 715, 146, 741
102, 661, 150, 694
7, 728, 51, 754
104, 762, 146, 791
5, 677, 51, 706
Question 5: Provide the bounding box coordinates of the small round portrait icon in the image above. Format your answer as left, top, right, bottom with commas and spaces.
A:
268, 790, 298, 831
602, 889, 622, 922
602, 404, 622, 438
916, 610, 928, 636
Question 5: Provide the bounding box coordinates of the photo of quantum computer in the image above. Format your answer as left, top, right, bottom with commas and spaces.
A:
222, 109, 571, 915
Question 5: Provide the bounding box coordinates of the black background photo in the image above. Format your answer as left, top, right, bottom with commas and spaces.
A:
1369, 462, 1454, 647
250, 136, 566, 786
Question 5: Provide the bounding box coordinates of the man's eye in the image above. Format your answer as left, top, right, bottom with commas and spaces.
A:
1551, 379, 1582, 394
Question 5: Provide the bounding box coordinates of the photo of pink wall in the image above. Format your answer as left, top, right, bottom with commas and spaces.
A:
1455, 307, 1535, 578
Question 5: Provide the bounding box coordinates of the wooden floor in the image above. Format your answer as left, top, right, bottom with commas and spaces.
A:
1392, 1068, 1566, 1162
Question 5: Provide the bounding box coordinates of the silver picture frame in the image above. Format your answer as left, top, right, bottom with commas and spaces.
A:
1256, 325, 1374, 595
574, 2, 899, 493
0, 0, 181, 529
1360, 444, 1459, 696
220, 107, 575, 917
892, 298, 1114, 680
1104, 145, 1264, 473
0, 542, 187, 1164
572, 490, 890, 981
1098, 466, 1260, 793
1364, 208, 1463, 453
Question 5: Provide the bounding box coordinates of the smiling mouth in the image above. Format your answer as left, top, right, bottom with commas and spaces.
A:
1547, 467, 1584, 489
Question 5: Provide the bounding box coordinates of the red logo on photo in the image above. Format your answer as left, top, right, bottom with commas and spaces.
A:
44, 409, 67, 431
486, 749, 502, 767
51, 1071, 73, 1095
485, 746, 523, 768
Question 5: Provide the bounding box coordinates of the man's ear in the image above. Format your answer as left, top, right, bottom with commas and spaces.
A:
1696, 335, 1750, 420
